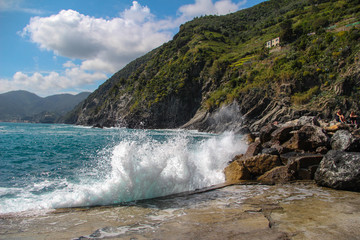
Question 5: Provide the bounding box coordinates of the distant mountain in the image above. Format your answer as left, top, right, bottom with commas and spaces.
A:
0, 90, 91, 123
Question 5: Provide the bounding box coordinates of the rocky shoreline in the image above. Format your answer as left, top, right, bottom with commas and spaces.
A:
224, 116, 360, 192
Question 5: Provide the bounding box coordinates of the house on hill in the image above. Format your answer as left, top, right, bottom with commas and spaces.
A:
266, 37, 280, 48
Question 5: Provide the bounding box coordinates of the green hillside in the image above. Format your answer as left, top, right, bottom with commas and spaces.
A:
0, 91, 91, 123
67, 0, 360, 131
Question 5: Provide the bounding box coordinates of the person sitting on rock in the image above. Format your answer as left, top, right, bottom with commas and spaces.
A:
349, 111, 358, 125
335, 109, 346, 123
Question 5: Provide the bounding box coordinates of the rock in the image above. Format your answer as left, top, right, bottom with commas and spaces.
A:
352, 129, 360, 137
297, 165, 318, 180
331, 130, 360, 152
315, 150, 360, 191
270, 124, 299, 144
269, 143, 290, 155
257, 166, 295, 184
296, 116, 320, 127
324, 123, 349, 132
243, 140, 262, 158
259, 123, 278, 143
225, 154, 283, 182
241, 154, 283, 178
277, 154, 323, 180
224, 160, 250, 183
288, 155, 323, 170
283, 125, 330, 152
261, 148, 280, 156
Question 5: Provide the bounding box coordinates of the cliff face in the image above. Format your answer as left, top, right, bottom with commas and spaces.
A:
66, 0, 360, 131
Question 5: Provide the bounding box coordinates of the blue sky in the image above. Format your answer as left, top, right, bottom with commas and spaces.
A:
0, 0, 265, 96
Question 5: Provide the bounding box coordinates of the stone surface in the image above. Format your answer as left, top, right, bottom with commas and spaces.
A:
259, 123, 278, 143
2, 184, 360, 240
225, 154, 283, 182
243, 140, 262, 158
288, 155, 324, 170
331, 130, 360, 152
270, 124, 298, 144
257, 166, 295, 184
241, 154, 283, 178
224, 160, 250, 183
261, 148, 280, 156
324, 123, 350, 132
296, 116, 320, 127
283, 125, 330, 152
315, 150, 360, 191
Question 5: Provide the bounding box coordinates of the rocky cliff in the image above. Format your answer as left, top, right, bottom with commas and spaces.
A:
66, 0, 360, 131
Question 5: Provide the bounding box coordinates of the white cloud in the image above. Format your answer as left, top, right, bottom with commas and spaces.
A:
2, 0, 247, 96
0, 0, 46, 14
21, 1, 172, 74
178, 0, 246, 18
0, 63, 107, 96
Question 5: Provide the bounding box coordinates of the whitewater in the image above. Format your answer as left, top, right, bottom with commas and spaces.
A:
0, 122, 247, 214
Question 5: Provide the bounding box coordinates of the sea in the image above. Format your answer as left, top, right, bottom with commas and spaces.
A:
1, 122, 359, 239
0, 122, 247, 215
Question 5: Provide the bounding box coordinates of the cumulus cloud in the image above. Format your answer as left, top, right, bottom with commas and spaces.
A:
0, 62, 107, 96
2, 0, 247, 96
0, 0, 46, 14
178, 0, 246, 18
21, 2, 172, 74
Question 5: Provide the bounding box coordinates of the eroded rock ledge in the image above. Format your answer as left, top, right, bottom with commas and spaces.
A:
224, 116, 360, 192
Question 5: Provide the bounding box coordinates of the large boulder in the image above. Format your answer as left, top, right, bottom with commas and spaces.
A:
270, 124, 299, 145
225, 154, 282, 182
287, 154, 323, 180
257, 166, 295, 184
259, 123, 278, 143
243, 140, 262, 158
296, 116, 320, 127
258, 154, 323, 184
315, 150, 360, 191
224, 160, 251, 183
331, 130, 360, 152
283, 125, 330, 152
242, 154, 283, 177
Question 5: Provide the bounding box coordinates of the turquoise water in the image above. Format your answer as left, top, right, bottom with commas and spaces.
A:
0, 123, 247, 214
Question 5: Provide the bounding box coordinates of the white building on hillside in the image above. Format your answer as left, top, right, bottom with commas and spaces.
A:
266, 37, 280, 48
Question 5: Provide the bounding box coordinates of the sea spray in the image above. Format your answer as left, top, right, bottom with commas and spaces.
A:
0, 123, 248, 214
51, 131, 247, 209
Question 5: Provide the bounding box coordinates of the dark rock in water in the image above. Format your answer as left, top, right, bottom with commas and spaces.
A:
315, 150, 360, 192
331, 130, 360, 152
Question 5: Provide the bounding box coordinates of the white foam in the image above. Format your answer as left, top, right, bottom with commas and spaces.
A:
0, 130, 247, 214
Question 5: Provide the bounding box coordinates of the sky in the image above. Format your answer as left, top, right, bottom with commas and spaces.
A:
0, 0, 265, 97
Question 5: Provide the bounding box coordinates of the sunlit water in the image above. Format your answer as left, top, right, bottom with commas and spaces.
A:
1, 123, 360, 239
0, 122, 247, 214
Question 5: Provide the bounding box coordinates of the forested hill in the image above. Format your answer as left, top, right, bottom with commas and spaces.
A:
0, 91, 90, 123
66, 0, 360, 132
